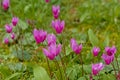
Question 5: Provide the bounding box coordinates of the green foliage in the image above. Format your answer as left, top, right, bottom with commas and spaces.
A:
1, 0, 120, 80
5, 73, 21, 80
88, 29, 99, 46
102, 74, 116, 80
18, 19, 28, 30
103, 35, 109, 47
33, 66, 50, 80
12, 50, 32, 61
0, 66, 11, 79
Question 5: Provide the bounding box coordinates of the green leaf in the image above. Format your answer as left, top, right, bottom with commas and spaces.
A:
24, 4, 32, 13
66, 45, 72, 56
12, 50, 31, 61
78, 75, 89, 80
88, 29, 99, 46
103, 35, 109, 47
0, 66, 11, 79
5, 73, 21, 80
18, 19, 28, 30
33, 66, 50, 80
102, 74, 116, 80
80, 12, 89, 23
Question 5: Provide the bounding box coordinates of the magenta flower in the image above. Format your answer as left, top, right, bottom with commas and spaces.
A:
70, 38, 82, 54
43, 44, 62, 60
51, 20, 65, 34
11, 32, 15, 40
45, 0, 50, 3
92, 47, 100, 57
12, 17, 19, 26
33, 29, 47, 44
92, 63, 104, 76
52, 5, 60, 19
46, 34, 56, 46
102, 53, 114, 65
2, 0, 10, 11
105, 46, 117, 56
4, 38, 9, 44
5, 24, 12, 33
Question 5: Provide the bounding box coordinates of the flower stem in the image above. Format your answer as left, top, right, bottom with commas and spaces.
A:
98, 73, 101, 80
59, 54, 68, 80
61, 33, 67, 62
20, 36, 24, 60
111, 63, 117, 78
15, 44, 18, 57
79, 54, 84, 76
54, 59, 63, 80
46, 57, 52, 79
115, 57, 119, 71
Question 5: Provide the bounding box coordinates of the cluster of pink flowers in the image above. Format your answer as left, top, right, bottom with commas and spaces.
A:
102, 46, 116, 65
33, 29, 62, 60
51, 5, 65, 34
33, 3, 65, 60
69, 39, 117, 77
4, 17, 19, 44
43, 33, 62, 60
3, 0, 117, 78
91, 46, 117, 76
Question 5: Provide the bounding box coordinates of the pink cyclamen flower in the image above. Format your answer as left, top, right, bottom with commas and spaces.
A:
11, 32, 15, 40
92, 47, 100, 56
51, 20, 65, 34
5, 24, 12, 33
43, 44, 62, 60
45, 0, 50, 3
92, 63, 104, 76
4, 38, 9, 44
52, 5, 60, 19
101, 54, 114, 65
46, 34, 56, 46
2, 0, 10, 11
70, 38, 82, 54
105, 46, 117, 56
33, 29, 47, 44
12, 17, 19, 26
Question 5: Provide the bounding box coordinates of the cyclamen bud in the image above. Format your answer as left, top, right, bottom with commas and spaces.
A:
46, 34, 56, 46
105, 46, 117, 56
33, 29, 47, 44
11, 32, 15, 40
92, 63, 104, 76
70, 38, 82, 54
43, 43, 62, 60
2, 0, 10, 11
45, 0, 50, 3
92, 47, 100, 56
52, 5, 60, 19
51, 20, 65, 34
4, 38, 9, 44
101, 53, 114, 65
5, 24, 12, 33
12, 17, 19, 26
